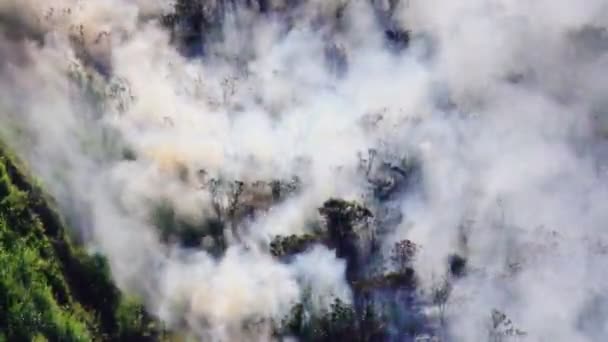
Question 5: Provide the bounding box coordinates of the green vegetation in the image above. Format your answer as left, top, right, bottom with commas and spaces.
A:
280, 298, 386, 342
0, 147, 166, 341
270, 233, 321, 258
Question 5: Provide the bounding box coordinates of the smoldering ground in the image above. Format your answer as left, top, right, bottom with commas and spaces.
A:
1, 0, 608, 341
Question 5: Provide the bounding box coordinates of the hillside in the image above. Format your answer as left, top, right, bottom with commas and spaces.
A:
1, 0, 608, 341
0, 142, 422, 340
0, 146, 165, 341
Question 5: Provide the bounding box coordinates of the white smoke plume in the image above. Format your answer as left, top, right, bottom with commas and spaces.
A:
1, 0, 608, 341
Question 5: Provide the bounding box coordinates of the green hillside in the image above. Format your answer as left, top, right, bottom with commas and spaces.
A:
0, 146, 166, 341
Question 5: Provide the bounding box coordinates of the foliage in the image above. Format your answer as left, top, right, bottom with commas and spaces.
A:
269, 233, 321, 258
281, 298, 386, 342
0, 149, 167, 341
319, 198, 373, 283
319, 199, 373, 231
354, 270, 417, 292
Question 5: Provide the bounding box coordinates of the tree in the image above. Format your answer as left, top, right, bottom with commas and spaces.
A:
319, 199, 372, 283
390, 239, 419, 274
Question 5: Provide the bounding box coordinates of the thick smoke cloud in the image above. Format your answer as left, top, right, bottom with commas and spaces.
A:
1, 0, 608, 341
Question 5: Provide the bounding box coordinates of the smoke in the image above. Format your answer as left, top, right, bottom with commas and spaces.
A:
1, 0, 608, 340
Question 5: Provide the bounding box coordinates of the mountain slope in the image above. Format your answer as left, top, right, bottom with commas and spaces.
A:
0, 145, 166, 341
